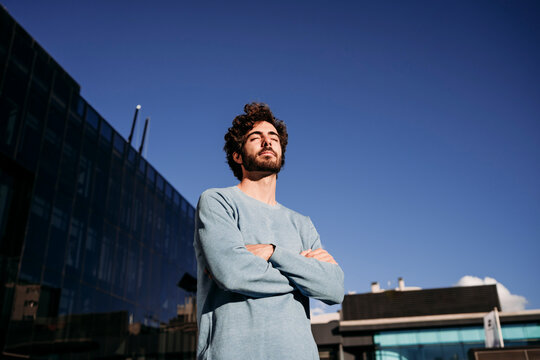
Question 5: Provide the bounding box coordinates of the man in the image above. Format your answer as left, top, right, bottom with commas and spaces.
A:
194, 103, 344, 359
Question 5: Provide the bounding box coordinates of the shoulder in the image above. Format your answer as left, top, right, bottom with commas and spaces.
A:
198, 186, 239, 209
200, 186, 234, 199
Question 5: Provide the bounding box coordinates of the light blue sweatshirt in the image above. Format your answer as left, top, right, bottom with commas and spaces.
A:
194, 186, 345, 360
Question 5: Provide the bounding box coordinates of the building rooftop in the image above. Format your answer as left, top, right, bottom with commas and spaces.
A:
342, 284, 500, 321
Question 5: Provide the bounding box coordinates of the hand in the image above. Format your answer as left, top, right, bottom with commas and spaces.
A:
300, 248, 338, 265
245, 244, 275, 261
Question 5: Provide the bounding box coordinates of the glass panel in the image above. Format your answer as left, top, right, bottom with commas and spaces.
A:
99, 120, 112, 143
33, 54, 52, 91
441, 343, 466, 360
11, 31, 33, 72
97, 223, 114, 291
146, 164, 156, 186
17, 98, 45, 171
76, 152, 92, 199
113, 132, 124, 154
0, 95, 20, 154
137, 157, 146, 177
421, 344, 443, 360
65, 215, 85, 280
156, 173, 164, 193
22, 194, 51, 260
58, 140, 79, 196
502, 324, 526, 340
70, 94, 85, 119
417, 329, 439, 344
79, 283, 96, 314
59, 275, 79, 315
18, 255, 42, 284
150, 253, 161, 309
396, 332, 416, 346
165, 182, 172, 200
53, 74, 71, 106
111, 231, 128, 297
438, 328, 460, 344
127, 147, 136, 167
85, 106, 99, 129
91, 160, 109, 212
44, 194, 71, 271
125, 238, 139, 299
459, 327, 483, 342
375, 333, 399, 346
377, 327, 488, 347
137, 245, 151, 309
82, 215, 101, 286
524, 323, 540, 338
47, 99, 66, 137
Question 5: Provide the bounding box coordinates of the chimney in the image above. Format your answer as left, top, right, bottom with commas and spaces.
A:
398, 277, 405, 291
371, 281, 381, 293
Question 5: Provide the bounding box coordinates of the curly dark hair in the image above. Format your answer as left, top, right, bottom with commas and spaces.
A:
224, 102, 288, 181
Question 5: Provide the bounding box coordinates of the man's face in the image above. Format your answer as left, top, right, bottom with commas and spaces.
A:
238, 121, 282, 175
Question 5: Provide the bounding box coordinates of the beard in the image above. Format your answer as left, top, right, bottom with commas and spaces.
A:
242, 147, 282, 174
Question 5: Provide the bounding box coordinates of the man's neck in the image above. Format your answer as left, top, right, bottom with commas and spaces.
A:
237, 173, 277, 206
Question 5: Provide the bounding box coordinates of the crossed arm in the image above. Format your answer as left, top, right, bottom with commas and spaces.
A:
245, 244, 338, 265
196, 191, 344, 304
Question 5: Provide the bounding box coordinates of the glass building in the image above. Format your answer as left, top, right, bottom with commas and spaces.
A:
0, 6, 197, 359
372, 323, 540, 359
312, 283, 540, 360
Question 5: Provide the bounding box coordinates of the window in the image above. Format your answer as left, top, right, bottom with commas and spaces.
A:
85, 106, 99, 130
100, 121, 112, 143
146, 164, 156, 186
113, 132, 125, 154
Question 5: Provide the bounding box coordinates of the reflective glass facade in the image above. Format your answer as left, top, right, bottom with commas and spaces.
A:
0, 7, 197, 359
373, 324, 540, 360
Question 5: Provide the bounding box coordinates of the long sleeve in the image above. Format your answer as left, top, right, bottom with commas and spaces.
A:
194, 186, 339, 359
269, 220, 345, 305
195, 190, 295, 297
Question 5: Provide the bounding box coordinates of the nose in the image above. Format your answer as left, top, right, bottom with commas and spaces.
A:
262, 134, 272, 147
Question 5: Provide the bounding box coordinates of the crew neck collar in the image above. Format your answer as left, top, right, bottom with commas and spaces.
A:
233, 186, 281, 209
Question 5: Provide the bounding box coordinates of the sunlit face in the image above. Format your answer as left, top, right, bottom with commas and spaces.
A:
236, 121, 283, 176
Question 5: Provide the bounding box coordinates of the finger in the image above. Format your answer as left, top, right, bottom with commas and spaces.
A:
307, 250, 327, 258
311, 253, 338, 264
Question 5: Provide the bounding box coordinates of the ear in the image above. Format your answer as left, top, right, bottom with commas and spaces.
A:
233, 152, 242, 165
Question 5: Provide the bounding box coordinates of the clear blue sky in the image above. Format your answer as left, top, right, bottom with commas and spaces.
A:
3, 1, 539, 309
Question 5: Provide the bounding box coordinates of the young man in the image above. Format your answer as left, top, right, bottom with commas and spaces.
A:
194, 103, 344, 359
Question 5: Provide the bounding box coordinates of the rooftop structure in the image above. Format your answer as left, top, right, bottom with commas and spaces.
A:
312, 282, 540, 360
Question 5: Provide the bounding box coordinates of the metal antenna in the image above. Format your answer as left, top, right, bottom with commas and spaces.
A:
128, 104, 141, 145
139, 117, 149, 155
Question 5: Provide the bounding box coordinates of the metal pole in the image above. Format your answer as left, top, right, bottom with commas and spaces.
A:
128, 104, 141, 144
139, 117, 149, 155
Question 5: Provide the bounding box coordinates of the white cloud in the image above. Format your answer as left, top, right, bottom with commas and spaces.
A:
454, 275, 528, 312
310, 300, 341, 324
311, 311, 340, 324
311, 306, 327, 316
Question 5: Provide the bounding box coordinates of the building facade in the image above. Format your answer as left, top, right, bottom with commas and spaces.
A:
312, 284, 540, 360
0, 6, 197, 359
